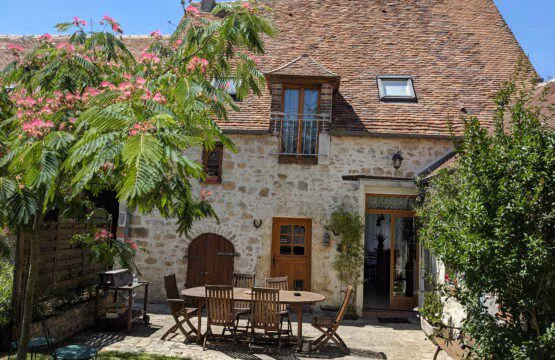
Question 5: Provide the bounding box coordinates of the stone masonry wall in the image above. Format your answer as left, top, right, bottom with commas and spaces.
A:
127, 134, 453, 305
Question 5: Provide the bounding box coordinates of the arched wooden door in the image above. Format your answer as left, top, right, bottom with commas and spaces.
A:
186, 233, 235, 287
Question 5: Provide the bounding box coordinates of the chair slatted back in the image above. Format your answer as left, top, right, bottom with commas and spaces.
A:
250, 287, 280, 331
265, 276, 288, 312
334, 285, 354, 330
233, 273, 255, 309
205, 285, 235, 326
164, 274, 180, 299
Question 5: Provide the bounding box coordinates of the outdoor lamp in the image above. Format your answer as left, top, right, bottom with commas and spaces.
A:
323, 232, 331, 247
392, 151, 404, 170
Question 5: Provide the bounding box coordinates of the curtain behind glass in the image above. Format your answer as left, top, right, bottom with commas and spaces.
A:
302, 89, 319, 155
283, 89, 299, 154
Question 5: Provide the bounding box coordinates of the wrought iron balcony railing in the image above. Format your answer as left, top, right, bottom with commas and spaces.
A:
270, 112, 331, 157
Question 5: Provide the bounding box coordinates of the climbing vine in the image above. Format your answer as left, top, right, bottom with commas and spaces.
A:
326, 205, 365, 290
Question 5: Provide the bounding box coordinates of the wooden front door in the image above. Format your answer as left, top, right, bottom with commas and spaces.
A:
271, 218, 312, 291
186, 233, 235, 287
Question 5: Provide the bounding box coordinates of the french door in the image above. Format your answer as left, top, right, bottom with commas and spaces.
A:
365, 195, 418, 310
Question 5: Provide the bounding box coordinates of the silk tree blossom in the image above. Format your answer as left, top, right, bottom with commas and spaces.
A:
128, 121, 156, 137
7, 44, 24, 56
150, 30, 163, 40
100, 15, 124, 34
72, 17, 87, 27
22, 119, 55, 138
38, 33, 53, 43
94, 228, 113, 240
139, 51, 161, 64
187, 56, 209, 73
56, 42, 75, 53
186, 5, 200, 15
242, 2, 252, 10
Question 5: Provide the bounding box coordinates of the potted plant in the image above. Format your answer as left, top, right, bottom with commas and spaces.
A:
417, 291, 444, 337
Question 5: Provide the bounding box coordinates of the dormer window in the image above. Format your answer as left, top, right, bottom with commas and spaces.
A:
377, 76, 416, 101
213, 78, 241, 101
265, 54, 340, 165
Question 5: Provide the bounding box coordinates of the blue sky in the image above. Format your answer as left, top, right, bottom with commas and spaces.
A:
0, 0, 552, 79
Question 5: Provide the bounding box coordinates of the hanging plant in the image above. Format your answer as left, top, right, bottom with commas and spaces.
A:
326, 205, 364, 317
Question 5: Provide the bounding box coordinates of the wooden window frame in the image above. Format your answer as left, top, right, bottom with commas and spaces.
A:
202, 142, 224, 184
279, 84, 321, 165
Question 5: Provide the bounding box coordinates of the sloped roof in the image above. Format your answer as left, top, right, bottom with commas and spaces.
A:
532, 80, 555, 129
0, 0, 537, 137
265, 54, 339, 78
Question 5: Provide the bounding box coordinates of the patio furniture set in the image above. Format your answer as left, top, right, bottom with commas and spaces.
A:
163, 272, 353, 354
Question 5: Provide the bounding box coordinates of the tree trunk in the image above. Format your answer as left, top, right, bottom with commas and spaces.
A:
16, 207, 43, 360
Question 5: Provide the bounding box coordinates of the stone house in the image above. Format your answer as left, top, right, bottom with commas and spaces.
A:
0, 0, 537, 314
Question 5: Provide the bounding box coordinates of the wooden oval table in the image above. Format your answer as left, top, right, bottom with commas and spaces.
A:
181, 287, 325, 351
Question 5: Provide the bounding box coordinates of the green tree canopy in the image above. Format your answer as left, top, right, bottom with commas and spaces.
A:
0, 3, 275, 359
417, 75, 555, 359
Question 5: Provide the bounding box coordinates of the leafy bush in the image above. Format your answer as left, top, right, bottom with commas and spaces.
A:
418, 291, 443, 326
0, 259, 14, 328
417, 73, 555, 359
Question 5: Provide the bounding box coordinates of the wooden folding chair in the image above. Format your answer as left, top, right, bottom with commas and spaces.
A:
204, 285, 239, 350
233, 273, 255, 333
161, 274, 198, 342
248, 287, 283, 350
309, 285, 354, 354
265, 276, 293, 337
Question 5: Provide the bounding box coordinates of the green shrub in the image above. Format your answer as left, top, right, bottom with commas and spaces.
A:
418, 291, 443, 326
0, 260, 13, 328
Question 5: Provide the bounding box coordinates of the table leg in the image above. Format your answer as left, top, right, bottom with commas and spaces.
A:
296, 304, 303, 352
127, 289, 133, 333
144, 283, 149, 316
196, 298, 203, 344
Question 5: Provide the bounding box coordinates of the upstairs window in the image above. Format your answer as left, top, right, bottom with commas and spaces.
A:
281, 85, 321, 158
377, 76, 416, 101
213, 78, 241, 101
202, 143, 223, 184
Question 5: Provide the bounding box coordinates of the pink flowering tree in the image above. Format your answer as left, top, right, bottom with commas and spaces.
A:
0, 2, 274, 358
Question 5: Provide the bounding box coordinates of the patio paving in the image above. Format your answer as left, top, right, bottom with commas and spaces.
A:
69, 304, 450, 360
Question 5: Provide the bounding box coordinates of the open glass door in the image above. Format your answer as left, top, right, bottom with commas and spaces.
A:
364, 195, 418, 310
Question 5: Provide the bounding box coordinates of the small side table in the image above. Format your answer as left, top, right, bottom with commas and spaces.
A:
99, 281, 149, 333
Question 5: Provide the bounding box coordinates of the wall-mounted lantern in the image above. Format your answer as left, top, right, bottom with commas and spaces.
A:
253, 219, 262, 229
392, 151, 404, 170
323, 232, 331, 247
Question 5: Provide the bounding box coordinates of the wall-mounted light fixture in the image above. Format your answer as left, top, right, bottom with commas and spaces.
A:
323, 232, 331, 247
392, 151, 404, 170
253, 219, 262, 229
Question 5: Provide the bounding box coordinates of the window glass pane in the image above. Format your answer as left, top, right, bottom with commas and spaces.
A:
293, 246, 305, 255
382, 79, 411, 97
280, 246, 292, 255
206, 151, 220, 177
302, 89, 319, 155
366, 196, 416, 211
294, 279, 304, 291
393, 217, 417, 297
282, 89, 300, 154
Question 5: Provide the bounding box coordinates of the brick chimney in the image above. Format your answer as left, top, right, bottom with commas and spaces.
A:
201, 0, 216, 12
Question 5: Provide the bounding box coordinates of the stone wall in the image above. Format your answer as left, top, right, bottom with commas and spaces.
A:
127, 134, 453, 306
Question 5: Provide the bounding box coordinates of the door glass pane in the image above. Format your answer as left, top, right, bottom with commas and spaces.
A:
294, 225, 305, 234
293, 246, 305, 255
280, 225, 292, 234
280, 235, 291, 244
282, 89, 299, 154
294, 279, 304, 291
280, 246, 292, 255
364, 213, 391, 309
293, 235, 304, 245
393, 217, 417, 298
302, 89, 319, 155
